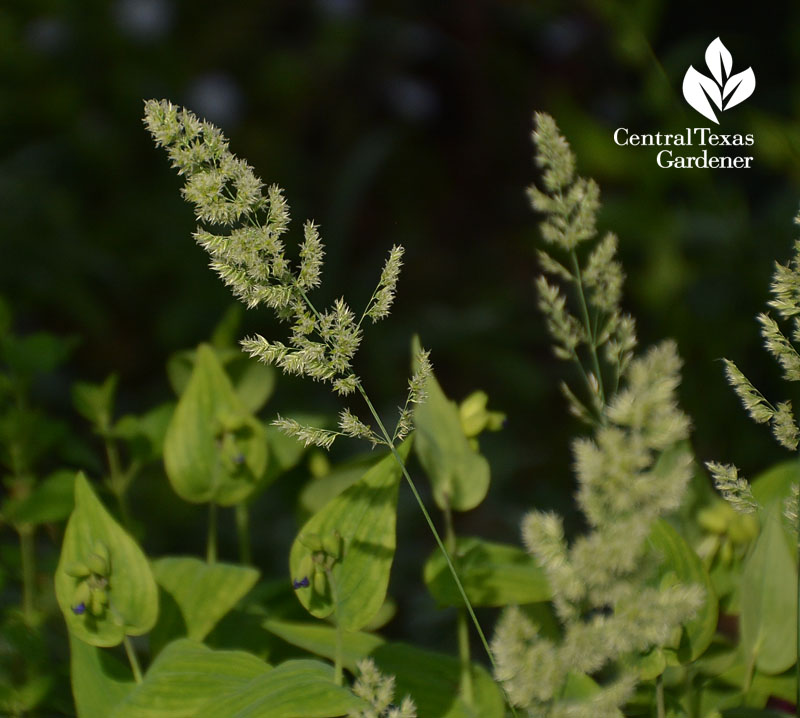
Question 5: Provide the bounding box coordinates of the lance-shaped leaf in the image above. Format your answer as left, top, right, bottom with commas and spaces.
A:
740, 505, 797, 675
198, 659, 367, 718
413, 345, 490, 511
424, 536, 550, 607
648, 520, 718, 662
163, 344, 268, 506
150, 557, 260, 654
723, 67, 756, 110
289, 440, 411, 630
683, 66, 722, 124
55, 474, 159, 647
70, 634, 135, 718
111, 639, 269, 718
705, 37, 732, 85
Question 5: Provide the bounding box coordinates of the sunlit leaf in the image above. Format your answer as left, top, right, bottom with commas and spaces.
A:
70, 633, 134, 718
111, 639, 269, 718
163, 344, 267, 506
199, 659, 366, 717
289, 441, 411, 630
150, 557, 259, 654
55, 474, 158, 647
412, 338, 490, 512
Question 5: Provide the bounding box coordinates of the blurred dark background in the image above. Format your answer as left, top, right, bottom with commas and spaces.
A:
4, 0, 800, 656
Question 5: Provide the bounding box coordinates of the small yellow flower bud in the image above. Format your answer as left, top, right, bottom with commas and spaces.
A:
322, 531, 342, 560
87, 552, 109, 577
66, 561, 91, 578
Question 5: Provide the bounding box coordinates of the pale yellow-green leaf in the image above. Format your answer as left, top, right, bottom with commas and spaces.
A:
740, 505, 797, 675
150, 557, 259, 653
55, 474, 158, 647
289, 441, 411, 630
412, 344, 490, 511
69, 633, 134, 718
198, 659, 367, 717
163, 344, 267, 506
111, 639, 269, 718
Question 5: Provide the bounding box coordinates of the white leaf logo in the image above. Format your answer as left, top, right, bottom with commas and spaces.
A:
682, 37, 755, 124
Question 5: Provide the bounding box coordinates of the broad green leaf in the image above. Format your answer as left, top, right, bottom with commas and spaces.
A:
55, 474, 158, 647
740, 505, 797, 675
262, 418, 321, 487
424, 536, 550, 607
412, 340, 490, 512
560, 671, 600, 700
751, 460, 800, 509
289, 441, 411, 630
163, 344, 267, 506
371, 643, 504, 718
113, 403, 174, 463
298, 454, 378, 518
167, 345, 275, 414
150, 557, 259, 653
2, 469, 75, 525
717, 661, 795, 703
648, 519, 718, 662
262, 618, 384, 672
199, 659, 366, 717
72, 375, 118, 432
70, 633, 134, 718
111, 639, 269, 718
227, 357, 276, 415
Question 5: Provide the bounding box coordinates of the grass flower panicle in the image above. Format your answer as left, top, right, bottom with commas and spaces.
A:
492, 114, 702, 718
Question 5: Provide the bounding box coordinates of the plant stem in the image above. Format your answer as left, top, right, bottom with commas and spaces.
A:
235, 502, 252, 565
19, 525, 36, 625
570, 251, 605, 406
292, 283, 515, 714
355, 384, 496, 671
207, 502, 218, 564
796, 505, 799, 713
656, 674, 665, 718
105, 438, 132, 529
444, 503, 474, 706
123, 635, 143, 683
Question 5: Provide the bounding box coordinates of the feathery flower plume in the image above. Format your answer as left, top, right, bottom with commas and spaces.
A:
711, 207, 800, 517
144, 99, 429, 449
492, 114, 701, 718
348, 658, 417, 718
